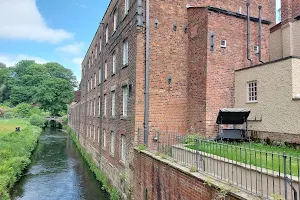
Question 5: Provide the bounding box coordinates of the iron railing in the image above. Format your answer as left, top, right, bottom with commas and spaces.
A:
139, 128, 300, 200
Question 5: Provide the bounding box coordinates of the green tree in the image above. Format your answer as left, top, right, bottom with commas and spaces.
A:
36, 78, 74, 115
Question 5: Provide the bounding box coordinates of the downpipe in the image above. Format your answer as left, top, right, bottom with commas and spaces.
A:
144, 0, 150, 146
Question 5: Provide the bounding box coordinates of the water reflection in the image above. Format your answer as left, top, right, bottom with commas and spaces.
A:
11, 128, 109, 200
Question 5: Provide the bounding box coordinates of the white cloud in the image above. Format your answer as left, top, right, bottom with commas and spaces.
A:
56, 42, 84, 55
0, 54, 47, 67
72, 57, 83, 66
0, 0, 73, 43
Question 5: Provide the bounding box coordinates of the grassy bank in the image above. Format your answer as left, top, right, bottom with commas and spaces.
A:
0, 119, 42, 200
186, 140, 300, 176
65, 126, 120, 200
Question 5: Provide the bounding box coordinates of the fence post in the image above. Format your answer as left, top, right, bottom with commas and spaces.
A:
196, 138, 199, 170
283, 152, 288, 200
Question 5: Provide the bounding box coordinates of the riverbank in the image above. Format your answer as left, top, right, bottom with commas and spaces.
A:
65, 126, 120, 200
0, 119, 42, 200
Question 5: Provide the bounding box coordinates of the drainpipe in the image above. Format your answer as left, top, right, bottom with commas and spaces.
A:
144, 0, 150, 146
246, 2, 253, 66
258, 6, 264, 63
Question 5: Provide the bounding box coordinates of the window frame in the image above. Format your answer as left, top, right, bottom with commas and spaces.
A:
111, 90, 116, 117
104, 61, 108, 79
104, 94, 107, 116
105, 25, 109, 43
247, 80, 258, 102
112, 51, 116, 74
123, 39, 128, 66
122, 85, 128, 116
113, 10, 118, 32
121, 135, 126, 162
110, 131, 115, 156
124, 0, 129, 15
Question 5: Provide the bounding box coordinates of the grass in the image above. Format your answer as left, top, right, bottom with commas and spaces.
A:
65, 126, 120, 200
0, 119, 42, 200
0, 119, 29, 134
186, 140, 300, 176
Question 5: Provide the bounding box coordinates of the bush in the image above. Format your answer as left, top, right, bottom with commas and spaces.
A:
13, 103, 33, 118
61, 115, 68, 125
29, 114, 45, 127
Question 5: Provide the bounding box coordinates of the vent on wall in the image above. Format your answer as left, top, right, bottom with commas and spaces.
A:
254, 46, 260, 54
220, 40, 227, 48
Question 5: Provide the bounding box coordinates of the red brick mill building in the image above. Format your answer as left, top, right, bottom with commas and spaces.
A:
67, 0, 285, 199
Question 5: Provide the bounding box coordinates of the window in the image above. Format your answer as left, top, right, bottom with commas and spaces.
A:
103, 129, 106, 149
104, 61, 108, 79
90, 101, 93, 116
90, 125, 92, 138
112, 51, 116, 74
88, 80, 89, 91
91, 77, 93, 90
94, 99, 96, 116
110, 131, 115, 155
94, 73, 97, 87
87, 101, 89, 116
122, 86, 128, 116
104, 94, 107, 116
113, 10, 118, 31
111, 90, 116, 117
94, 126, 96, 140
98, 96, 101, 116
124, 0, 129, 15
98, 128, 100, 143
105, 25, 109, 43
100, 38, 102, 52
247, 81, 257, 102
123, 40, 128, 66
121, 135, 126, 162
95, 47, 98, 59
99, 67, 102, 84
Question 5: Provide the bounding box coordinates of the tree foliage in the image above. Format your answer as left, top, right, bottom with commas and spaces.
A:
0, 60, 77, 115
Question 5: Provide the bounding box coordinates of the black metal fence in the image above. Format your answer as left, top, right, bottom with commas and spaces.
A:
139, 128, 300, 200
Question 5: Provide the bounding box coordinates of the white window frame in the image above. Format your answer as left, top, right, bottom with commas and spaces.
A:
95, 47, 98, 59
110, 131, 115, 155
123, 39, 128, 66
121, 135, 126, 162
112, 51, 116, 74
124, 0, 129, 15
113, 10, 118, 31
91, 77, 93, 90
98, 128, 100, 144
104, 94, 107, 116
99, 67, 102, 84
98, 96, 101, 116
100, 38, 102, 52
93, 126, 96, 140
105, 26, 109, 43
90, 125, 92, 138
247, 81, 257, 102
94, 73, 97, 87
122, 85, 128, 116
94, 99, 96, 116
103, 129, 106, 149
104, 62, 108, 79
111, 90, 116, 117
87, 101, 89, 116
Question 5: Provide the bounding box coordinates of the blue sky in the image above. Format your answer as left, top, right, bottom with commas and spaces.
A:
0, 0, 281, 81
0, 0, 110, 81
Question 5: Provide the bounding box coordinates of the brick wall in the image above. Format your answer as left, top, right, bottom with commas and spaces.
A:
133, 150, 240, 200
281, 0, 300, 24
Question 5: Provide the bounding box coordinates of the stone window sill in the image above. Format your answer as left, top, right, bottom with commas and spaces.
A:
292, 97, 300, 101
246, 101, 258, 104
111, 72, 116, 77
120, 116, 129, 120
122, 64, 128, 69
110, 116, 116, 119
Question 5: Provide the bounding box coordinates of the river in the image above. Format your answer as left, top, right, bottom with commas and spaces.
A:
10, 127, 110, 200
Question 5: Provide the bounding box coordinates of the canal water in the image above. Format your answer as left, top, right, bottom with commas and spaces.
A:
11, 128, 110, 200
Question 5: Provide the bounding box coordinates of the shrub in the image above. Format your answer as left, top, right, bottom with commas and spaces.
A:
29, 114, 46, 127
61, 115, 68, 125
13, 103, 33, 118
